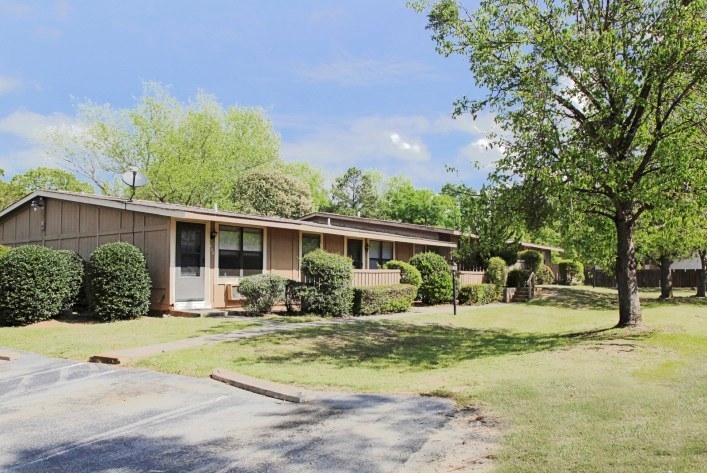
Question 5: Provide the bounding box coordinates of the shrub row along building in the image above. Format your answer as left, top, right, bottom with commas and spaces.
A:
0, 190, 461, 313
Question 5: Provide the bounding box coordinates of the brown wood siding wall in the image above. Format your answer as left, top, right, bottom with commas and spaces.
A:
268, 228, 299, 280
0, 199, 171, 311
395, 242, 413, 262
324, 234, 345, 255
459, 271, 486, 285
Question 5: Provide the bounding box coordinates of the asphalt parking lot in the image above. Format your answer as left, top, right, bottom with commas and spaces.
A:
0, 352, 456, 472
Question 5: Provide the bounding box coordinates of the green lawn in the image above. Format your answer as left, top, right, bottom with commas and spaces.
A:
0, 317, 257, 361
136, 286, 707, 473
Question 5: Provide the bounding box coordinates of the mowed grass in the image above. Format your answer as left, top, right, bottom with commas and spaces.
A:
0, 317, 257, 361
137, 287, 707, 473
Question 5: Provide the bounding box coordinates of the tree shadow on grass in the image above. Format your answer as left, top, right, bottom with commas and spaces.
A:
236, 320, 654, 370
529, 287, 619, 311
530, 286, 707, 311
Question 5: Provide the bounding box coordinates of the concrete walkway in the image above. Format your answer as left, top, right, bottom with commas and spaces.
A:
89, 303, 481, 365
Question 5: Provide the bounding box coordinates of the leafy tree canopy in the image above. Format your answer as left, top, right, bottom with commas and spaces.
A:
422, 0, 707, 326
231, 169, 314, 219
380, 176, 461, 228
1, 167, 94, 210
328, 167, 382, 218
43, 81, 281, 209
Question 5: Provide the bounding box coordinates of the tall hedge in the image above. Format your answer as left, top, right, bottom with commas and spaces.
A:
519, 250, 543, 273
486, 257, 508, 287
0, 245, 67, 326
558, 260, 585, 286
382, 260, 422, 291
409, 252, 453, 305
87, 242, 151, 322
56, 250, 85, 311
536, 264, 556, 285
300, 249, 354, 316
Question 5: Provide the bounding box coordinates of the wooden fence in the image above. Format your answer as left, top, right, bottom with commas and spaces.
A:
352, 269, 401, 287
459, 271, 486, 285
587, 268, 701, 288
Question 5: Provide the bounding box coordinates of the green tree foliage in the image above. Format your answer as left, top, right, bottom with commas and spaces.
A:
635, 203, 701, 299
328, 167, 381, 217
231, 169, 314, 218
10, 167, 93, 194
409, 251, 453, 304
44, 81, 280, 208
380, 176, 460, 228
423, 0, 707, 326
1, 167, 93, 210
278, 161, 330, 212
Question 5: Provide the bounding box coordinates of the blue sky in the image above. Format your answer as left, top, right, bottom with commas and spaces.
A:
0, 0, 497, 191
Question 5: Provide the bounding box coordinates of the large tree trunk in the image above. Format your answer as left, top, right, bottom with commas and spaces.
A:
697, 249, 706, 298
615, 213, 642, 327
658, 254, 673, 300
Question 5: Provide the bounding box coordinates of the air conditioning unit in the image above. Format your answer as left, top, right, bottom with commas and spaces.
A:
225, 284, 244, 301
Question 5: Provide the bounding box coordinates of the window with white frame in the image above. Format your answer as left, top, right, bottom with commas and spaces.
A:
218, 226, 263, 277
368, 240, 393, 269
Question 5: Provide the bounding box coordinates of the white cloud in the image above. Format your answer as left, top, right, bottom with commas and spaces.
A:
0, 109, 75, 141
0, 75, 22, 95
389, 132, 422, 153
297, 57, 430, 86
0, 147, 55, 175
277, 111, 504, 189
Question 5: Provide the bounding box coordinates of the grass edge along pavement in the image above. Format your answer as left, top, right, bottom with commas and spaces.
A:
135, 287, 707, 473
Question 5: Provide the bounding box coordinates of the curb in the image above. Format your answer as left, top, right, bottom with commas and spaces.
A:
89, 354, 124, 364
211, 368, 308, 403
0, 349, 20, 361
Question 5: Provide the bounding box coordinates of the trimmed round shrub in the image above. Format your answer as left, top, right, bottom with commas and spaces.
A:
300, 249, 354, 316
409, 252, 453, 305
87, 242, 151, 322
558, 260, 585, 285
238, 274, 287, 315
486, 257, 508, 287
536, 264, 556, 285
56, 250, 85, 311
506, 268, 531, 287
0, 245, 67, 326
519, 250, 543, 273
382, 260, 422, 287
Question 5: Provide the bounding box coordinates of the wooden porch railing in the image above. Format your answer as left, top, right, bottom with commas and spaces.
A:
458, 271, 486, 285
352, 269, 401, 287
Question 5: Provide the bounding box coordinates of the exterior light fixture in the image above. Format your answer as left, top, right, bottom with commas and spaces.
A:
30, 197, 45, 212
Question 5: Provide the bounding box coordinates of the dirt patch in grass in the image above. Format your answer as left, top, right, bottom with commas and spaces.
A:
400, 407, 501, 473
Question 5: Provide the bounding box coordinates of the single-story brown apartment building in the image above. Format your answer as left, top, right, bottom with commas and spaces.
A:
0, 190, 459, 313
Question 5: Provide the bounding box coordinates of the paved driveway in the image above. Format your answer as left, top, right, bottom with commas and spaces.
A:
0, 352, 455, 473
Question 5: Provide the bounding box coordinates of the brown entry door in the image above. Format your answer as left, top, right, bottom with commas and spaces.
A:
175, 222, 205, 302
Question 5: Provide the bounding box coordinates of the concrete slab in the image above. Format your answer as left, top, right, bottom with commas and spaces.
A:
211, 368, 308, 403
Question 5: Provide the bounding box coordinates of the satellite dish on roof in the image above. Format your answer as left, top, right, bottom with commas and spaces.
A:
121, 166, 148, 201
